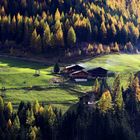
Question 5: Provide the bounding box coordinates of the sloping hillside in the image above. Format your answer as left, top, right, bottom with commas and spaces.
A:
0, 0, 139, 56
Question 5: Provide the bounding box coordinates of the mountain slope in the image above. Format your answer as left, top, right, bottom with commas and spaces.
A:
0, 0, 139, 56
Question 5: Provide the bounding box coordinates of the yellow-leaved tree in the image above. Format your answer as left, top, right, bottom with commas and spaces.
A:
98, 90, 113, 113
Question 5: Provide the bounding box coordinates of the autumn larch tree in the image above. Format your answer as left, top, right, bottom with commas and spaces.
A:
67, 26, 76, 47
98, 90, 113, 113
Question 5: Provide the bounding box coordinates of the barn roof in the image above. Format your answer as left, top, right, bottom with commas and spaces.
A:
87, 67, 108, 72
87, 67, 109, 77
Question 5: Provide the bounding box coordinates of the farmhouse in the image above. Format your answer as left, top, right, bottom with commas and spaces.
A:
87, 67, 108, 78
62, 64, 112, 81
70, 70, 89, 82
63, 64, 84, 74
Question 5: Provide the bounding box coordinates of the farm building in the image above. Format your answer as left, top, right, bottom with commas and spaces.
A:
62, 64, 84, 74
62, 64, 113, 81
70, 70, 89, 81
87, 67, 108, 78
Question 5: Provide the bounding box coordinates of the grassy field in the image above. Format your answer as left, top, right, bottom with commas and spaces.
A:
79, 54, 140, 72
77, 54, 140, 89
0, 57, 53, 88
4, 88, 80, 112
0, 57, 82, 112
0, 54, 140, 112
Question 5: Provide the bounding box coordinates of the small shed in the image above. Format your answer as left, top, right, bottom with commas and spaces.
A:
79, 92, 96, 105
63, 64, 85, 74
87, 67, 108, 78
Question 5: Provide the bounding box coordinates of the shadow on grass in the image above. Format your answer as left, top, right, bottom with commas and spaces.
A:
0, 57, 52, 70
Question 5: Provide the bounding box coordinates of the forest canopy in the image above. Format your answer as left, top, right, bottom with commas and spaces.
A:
0, 0, 139, 56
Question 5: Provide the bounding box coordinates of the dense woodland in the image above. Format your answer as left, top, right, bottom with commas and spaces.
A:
0, 74, 140, 140
0, 0, 139, 57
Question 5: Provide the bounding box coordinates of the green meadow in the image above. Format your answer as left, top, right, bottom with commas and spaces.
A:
79, 54, 140, 72
78, 54, 140, 89
0, 57, 81, 112
0, 54, 140, 112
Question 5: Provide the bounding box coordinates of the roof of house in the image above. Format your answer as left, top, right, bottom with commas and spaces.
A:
65, 64, 85, 70
70, 70, 88, 75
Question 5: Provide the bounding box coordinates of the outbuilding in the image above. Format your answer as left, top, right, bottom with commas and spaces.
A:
79, 92, 96, 106
87, 67, 108, 78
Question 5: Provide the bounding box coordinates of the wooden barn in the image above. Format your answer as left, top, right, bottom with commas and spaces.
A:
63, 64, 84, 74
70, 70, 89, 81
87, 67, 108, 78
